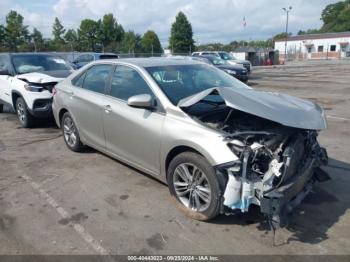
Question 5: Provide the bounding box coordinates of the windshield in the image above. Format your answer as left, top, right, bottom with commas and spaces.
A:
146, 64, 249, 105
206, 56, 226, 65
219, 52, 236, 60
12, 54, 72, 74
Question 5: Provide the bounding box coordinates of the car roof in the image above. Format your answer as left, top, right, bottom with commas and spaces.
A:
98, 57, 202, 67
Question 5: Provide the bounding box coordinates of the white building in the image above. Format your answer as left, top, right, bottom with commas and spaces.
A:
275, 32, 350, 62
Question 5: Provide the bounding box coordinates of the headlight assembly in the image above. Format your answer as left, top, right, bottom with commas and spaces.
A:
24, 84, 43, 92
225, 69, 236, 75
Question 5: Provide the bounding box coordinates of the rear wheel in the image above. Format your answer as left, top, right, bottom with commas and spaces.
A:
16, 97, 34, 128
167, 152, 223, 221
62, 112, 84, 152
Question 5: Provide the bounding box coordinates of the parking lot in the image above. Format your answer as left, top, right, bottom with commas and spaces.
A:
0, 59, 349, 255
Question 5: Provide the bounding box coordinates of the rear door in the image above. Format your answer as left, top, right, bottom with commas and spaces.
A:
103, 65, 165, 175
0, 55, 14, 106
67, 64, 113, 150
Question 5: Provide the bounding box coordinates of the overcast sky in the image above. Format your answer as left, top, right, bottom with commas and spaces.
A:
0, 0, 339, 47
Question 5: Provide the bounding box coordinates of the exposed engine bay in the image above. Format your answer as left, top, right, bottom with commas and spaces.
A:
186, 105, 330, 226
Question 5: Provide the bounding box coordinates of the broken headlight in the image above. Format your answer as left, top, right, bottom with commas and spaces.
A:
24, 84, 43, 92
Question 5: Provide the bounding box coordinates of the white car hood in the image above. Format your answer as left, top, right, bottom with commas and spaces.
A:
178, 87, 327, 130
16, 70, 72, 84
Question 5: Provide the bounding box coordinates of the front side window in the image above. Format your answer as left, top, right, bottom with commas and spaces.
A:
146, 64, 249, 105
0, 55, 10, 71
110, 65, 153, 101
82, 64, 112, 94
12, 55, 72, 74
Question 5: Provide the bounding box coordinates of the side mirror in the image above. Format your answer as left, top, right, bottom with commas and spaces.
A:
0, 69, 11, 76
127, 94, 154, 109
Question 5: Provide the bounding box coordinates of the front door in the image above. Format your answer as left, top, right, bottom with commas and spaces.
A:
103, 65, 164, 175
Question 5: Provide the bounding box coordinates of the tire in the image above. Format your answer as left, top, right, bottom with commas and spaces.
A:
61, 112, 84, 152
16, 97, 34, 128
167, 152, 223, 221
0, 104, 3, 113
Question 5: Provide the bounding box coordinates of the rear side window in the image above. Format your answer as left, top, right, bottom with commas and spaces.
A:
110, 65, 153, 101
71, 73, 86, 87
82, 64, 112, 94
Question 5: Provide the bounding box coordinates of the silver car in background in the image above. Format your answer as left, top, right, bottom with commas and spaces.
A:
52, 58, 329, 225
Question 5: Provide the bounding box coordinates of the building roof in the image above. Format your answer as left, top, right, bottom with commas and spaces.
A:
275, 31, 350, 42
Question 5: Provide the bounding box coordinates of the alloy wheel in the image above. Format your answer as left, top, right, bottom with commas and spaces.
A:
173, 163, 212, 212
17, 101, 26, 124
63, 116, 77, 148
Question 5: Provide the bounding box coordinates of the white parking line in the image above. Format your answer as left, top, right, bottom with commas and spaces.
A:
20, 173, 110, 256
327, 115, 350, 121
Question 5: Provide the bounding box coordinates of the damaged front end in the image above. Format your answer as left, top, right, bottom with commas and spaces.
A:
180, 87, 330, 227
218, 127, 329, 226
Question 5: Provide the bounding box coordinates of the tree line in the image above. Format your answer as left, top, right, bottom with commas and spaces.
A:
0, 10, 164, 54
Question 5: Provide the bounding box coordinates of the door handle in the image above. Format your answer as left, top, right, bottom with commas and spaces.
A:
104, 105, 112, 113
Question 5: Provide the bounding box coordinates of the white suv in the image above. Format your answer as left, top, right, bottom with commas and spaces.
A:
0, 53, 73, 127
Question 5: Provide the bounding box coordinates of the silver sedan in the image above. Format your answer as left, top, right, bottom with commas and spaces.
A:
52, 58, 329, 224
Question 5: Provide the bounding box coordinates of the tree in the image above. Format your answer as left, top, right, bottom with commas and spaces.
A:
272, 32, 292, 43
120, 31, 143, 53
52, 17, 66, 44
78, 19, 101, 51
31, 28, 45, 51
141, 30, 162, 54
98, 13, 124, 51
64, 29, 79, 51
4, 10, 29, 51
321, 0, 350, 32
0, 25, 5, 50
297, 29, 320, 35
169, 12, 195, 53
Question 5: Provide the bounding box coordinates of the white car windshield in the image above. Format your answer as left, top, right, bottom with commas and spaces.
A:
12, 54, 72, 74
146, 64, 249, 105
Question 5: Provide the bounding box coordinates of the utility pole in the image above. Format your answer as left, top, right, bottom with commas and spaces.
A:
282, 6, 292, 64
151, 43, 154, 57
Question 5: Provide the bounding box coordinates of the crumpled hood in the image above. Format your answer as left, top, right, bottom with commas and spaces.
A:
17, 70, 72, 84
178, 87, 327, 130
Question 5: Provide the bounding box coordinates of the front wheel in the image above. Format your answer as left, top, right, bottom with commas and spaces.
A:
167, 152, 223, 221
16, 97, 34, 128
62, 112, 84, 152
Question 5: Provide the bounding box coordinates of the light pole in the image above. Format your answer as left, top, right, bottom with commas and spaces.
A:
282, 6, 292, 63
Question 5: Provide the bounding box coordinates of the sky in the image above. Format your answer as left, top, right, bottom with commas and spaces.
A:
0, 0, 339, 47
